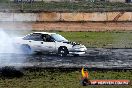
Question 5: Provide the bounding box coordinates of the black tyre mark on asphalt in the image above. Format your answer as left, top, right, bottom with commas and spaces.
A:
0, 48, 132, 69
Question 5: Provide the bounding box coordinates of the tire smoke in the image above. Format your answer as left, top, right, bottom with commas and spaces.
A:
0, 28, 27, 67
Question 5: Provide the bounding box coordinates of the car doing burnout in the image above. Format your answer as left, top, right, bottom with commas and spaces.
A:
15, 32, 87, 56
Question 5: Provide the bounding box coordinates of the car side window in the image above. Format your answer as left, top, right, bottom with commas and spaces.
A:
42, 34, 54, 42
23, 34, 33, 40
32, 33, 42, 41
23, 33, 43, 41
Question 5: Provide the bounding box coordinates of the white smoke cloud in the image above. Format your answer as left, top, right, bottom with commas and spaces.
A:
0, 28, 28, 67
0, 29, 15, 53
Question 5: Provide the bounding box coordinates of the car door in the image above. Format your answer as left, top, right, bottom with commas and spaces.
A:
40, 34, 56, 52
23, 33, 44, 51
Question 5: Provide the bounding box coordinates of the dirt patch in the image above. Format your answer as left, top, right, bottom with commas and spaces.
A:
1, 22, 132, 31
32, 22, 132, 31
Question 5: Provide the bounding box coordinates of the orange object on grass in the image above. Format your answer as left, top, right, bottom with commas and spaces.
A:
81, 67, 89, 78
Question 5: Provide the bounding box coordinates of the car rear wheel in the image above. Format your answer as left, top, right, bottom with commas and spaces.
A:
58, 47, 68, 57
21, 44, 32, 54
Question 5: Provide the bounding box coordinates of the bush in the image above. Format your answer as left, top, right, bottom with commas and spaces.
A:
0, 66, 24, 78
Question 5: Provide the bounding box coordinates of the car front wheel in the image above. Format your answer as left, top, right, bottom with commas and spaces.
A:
58, 47, 68, 57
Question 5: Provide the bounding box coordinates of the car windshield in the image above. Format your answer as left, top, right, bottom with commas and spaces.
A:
51, 34, 68, 42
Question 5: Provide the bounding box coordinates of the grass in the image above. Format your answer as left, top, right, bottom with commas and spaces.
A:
0, 1, 132, 12
58, 31, 132, 48
0, 68, 131, 88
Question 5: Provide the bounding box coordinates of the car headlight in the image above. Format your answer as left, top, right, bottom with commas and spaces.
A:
73, 45, 85, 49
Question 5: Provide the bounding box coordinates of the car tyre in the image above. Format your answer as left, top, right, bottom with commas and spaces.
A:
21, 44, 32, 54
58, 47, 68, 57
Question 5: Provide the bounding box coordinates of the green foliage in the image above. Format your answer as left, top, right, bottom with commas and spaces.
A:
1, 1, 132, 12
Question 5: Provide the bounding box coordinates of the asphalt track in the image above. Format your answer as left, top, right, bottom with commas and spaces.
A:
0, 48, 132, 69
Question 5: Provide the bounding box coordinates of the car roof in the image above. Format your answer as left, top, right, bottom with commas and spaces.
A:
33, 32, 56, 35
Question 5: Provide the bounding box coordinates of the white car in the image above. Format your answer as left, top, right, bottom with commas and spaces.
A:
16, 32, 87, 56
